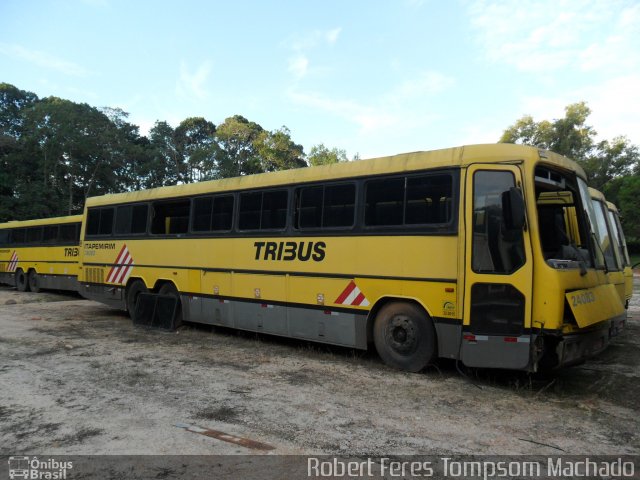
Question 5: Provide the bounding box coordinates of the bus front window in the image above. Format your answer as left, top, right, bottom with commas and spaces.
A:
535, 168, 595, 271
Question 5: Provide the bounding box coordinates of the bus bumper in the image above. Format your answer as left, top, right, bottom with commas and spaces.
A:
79, 283, 126, 310
554, 314, 625, 367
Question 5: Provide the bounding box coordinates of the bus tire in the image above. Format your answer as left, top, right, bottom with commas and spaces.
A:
28, 270, 41, 293
373, 301, 436, 372
158, 282, 183, 328
126, 279, 148, 321
15, 268, 29, 292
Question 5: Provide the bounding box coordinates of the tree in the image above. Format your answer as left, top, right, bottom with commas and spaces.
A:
307, 143, 348, 166
617, 176, 640, 241
500, 101, 640, 244
254, 126, 306, 172
214, 115, 265, 177
174, 117, 217, 183
148, 121, 182, 186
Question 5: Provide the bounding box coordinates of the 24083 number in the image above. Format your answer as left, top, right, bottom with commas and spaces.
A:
571, 291, 596, 307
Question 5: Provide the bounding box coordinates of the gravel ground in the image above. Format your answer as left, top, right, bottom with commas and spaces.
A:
0, 281, 639, 456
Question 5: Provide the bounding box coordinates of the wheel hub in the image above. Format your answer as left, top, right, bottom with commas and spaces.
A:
386, 315, 418, 354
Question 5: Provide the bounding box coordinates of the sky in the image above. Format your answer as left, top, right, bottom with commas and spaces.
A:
1, 0, 639, 160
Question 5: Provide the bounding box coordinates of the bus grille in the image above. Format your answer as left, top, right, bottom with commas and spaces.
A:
85, 267, 104, 284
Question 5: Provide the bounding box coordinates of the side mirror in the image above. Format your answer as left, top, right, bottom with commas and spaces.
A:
502, 187, 525, 230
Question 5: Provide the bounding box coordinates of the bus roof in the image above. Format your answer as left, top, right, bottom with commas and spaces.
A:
0, 214, 83, 230
606, 201, 620, 213
85, 143, 586, 207
588, 187, 606, 201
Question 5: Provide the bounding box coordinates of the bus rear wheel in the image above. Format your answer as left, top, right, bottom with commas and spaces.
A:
158, 282, 183, 328
28, 270, 41, 293
126, 279, 148, 322
373, 301, 436, 372
15, 268, 29, 292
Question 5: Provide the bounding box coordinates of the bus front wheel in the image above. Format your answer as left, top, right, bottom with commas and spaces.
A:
373, 302, 436, 372
15, 269, 29, 292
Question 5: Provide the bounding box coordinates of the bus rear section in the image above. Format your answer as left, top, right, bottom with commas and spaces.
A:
0, 216, 82, 293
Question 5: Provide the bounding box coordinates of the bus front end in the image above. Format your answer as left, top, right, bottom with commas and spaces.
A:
530, 160, 626, 369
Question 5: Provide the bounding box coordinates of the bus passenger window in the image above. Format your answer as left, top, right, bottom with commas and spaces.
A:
86, 208, 114, 237
193, 195, 234, 232
151, 200, 190, 235
43, 225, 58, 244
26, 227, 43, 244
115, 204, 148, 235
365, 178, 404, 226
239, 190, 288, 230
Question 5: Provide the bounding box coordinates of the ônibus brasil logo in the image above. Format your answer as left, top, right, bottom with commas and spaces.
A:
8, 457, 73, 480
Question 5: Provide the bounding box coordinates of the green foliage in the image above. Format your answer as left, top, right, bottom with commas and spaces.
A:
307, 143, 348, 166
500, 101, 640, 240
0, 82, 355, 222
617, 175, 640, 240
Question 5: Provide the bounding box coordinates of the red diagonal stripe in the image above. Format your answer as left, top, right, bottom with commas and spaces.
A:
335, 280, 356, 304
351, 292, 366, 306
113, 244, 128, 265
115, 253, 134, 284
107, 245, 128, 283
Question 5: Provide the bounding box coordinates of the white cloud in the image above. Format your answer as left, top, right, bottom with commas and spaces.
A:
516, 73, 640, 145
176, 60, 212, 100
288, 55, 309, 79
468, 0, 638, 73
0, 42, 89, 76
284, 27, 342, 81
389, 72, 454, 101
288, 69, 452, 136
325, 28, 342, 45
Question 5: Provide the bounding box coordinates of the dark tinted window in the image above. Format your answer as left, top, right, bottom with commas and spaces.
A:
43, 225, 58, 243
365, 178, 405, 226
60, 223, 80, 242
12, 228, 26, 244
192, 195, 234, 232
239, 192, 262, 230
151, 200, 190, 235
115, 204, 148, 235
406, 175, 452, 224
261, 190, 288, 230
26, 227, 43, 244
0, 230, 9, 246
296, 183, 355, 229
86, 208, 114, 237
324, 184, 355, 228
239, 190, 288, 230
298, 186, 323, 229
365, 174, 453, 227
193, 197, 213, 232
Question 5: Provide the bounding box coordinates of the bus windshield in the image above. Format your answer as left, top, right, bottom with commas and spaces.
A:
535, 167, 597, 270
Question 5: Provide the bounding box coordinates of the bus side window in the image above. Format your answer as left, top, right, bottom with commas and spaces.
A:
151, 200, 190, 235
86, 208, 114, 237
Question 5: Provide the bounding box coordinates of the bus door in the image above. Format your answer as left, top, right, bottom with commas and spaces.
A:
461, 164, 534, 370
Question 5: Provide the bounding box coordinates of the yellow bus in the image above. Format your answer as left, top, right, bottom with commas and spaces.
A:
77, 144, 626, 371
0, 215, 82, 293
606, 201, 633, 308
588, 188, 626, 305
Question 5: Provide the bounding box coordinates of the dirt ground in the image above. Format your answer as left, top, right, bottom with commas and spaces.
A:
0, 281, 639, 456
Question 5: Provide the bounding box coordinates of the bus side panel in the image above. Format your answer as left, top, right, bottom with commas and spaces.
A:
183, 294, 367, 349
